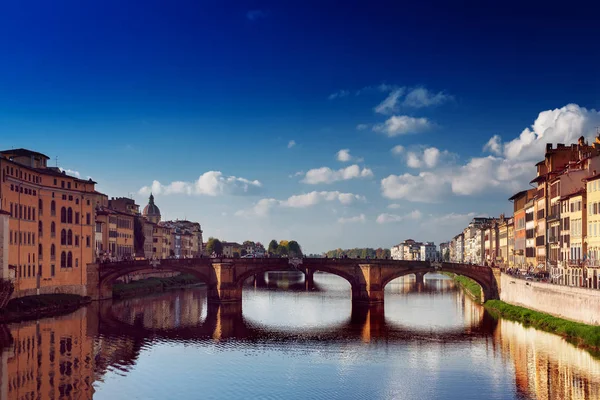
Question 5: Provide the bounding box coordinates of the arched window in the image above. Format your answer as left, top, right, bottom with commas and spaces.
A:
51, 200, 56, 216
38, 221, 43, 238
39, 199, 43, 216
67, 252, 72, 268
67, 207, 73, 224
51, 221, 56, 237
27, 207, 31, 220
67, 229, 73, 246
60, 252, 66, 268
60, 207, 66, 223
51, 244, 56, 260
60, 229, 66, 245
38, 243, 43, 260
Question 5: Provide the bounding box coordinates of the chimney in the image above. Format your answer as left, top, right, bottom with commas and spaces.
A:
546, 143, 553, 152
557, 143, 565, 148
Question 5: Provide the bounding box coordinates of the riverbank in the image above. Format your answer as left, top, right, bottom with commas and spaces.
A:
443, 272, 482, 302
113, 274, 202, 299
0, 294, 91, 324
485, 299, 600, 352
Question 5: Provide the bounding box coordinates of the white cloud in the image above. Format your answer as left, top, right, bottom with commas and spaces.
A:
402, 87, 452, 108
381, 172, 450, 203
436, 212, 479, 224
493, 104, 600, 162
387, 203, 402, 209
403, 147, 453, 169
374, 88, 405, 114
59, 168, 80, 178
356, 124, 369, 131
288, 140, 296, 149
288, 170, 304, 178
246, 9, 268, 20
450, 156, 530, 196
483, 134, 502, 156
373, 116, 432, 137
328, 90, 350, 100
302, 164, 374, 184
236, 191, 365, 217
336, 149, 352, 162
376, 210, 422, 224
355, 83, 397, 96
139, 171, 262, 197
338, 214, 366, 224
391, 145, 405, 155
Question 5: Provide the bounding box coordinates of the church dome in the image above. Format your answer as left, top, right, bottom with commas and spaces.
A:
143, 193, 161, 218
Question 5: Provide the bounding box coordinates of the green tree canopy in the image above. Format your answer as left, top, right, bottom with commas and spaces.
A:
206, 237, 223, 256
275, 244, 288, 256
287, 240, 302, 257
268, 240, 278, 253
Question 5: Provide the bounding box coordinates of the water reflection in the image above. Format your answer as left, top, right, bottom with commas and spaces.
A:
0, 272, 599, 399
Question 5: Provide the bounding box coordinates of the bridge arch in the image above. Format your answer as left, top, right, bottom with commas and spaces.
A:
380, 264, 497, 302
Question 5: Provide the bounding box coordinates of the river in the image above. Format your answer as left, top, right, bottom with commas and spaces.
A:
1, 272, 600, 399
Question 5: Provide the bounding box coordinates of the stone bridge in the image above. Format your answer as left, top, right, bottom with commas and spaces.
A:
87, 258, 500, 304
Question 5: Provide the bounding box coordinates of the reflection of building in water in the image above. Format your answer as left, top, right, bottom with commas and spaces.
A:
495, 319, 600, 399
1, 308, 96, 399
111, 289, 207, 330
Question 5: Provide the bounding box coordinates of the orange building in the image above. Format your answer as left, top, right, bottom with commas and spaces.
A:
0, 149, 101, 298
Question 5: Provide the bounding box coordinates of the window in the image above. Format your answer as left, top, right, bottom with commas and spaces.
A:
39, 244, 43, 260
60, 252, 66, 268
67, 208, 73, 224
32, 208, 35, 221
27, 207, 31, 220
51, 244, 56, 261
67, 182, 71, 189
67, 252, 72, 268
51, 222, 56, 238
86, 236, 90, 247
60, 229, 66, 245
9, 203, 12, 217
75, 198, 79, 205
51, 200, 56, 216
38, 264, 42, 277
67, 229, 72, 246
75, 235, 79, 247
54, 178, 57, 185
38, 221, 43, 237
61, 181, 65, 188
87, 199, 90, 206
86, 213, 90, 225
75, 259, 78, 268
75, 212, 79, 224
51, 264, 55, 277
61, 207, 66, 223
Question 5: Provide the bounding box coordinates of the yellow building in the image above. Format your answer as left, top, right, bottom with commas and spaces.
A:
585, 173, 600, 288
0, 149, 98, 298
558, 190, 586, 286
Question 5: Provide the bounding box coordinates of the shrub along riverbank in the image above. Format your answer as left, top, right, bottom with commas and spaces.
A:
443, 273, 482, 303
112, 274, 202, 299
484, 300, 600, 351
0, 294, 91, 323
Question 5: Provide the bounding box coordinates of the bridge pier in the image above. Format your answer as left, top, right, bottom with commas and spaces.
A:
304, 269, 314, 291
209, 261, 243, 303
414, 272, 425, 285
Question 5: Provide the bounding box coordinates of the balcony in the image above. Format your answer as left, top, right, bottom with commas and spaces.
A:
547, 213, 560, 222
548, 235, 559, 244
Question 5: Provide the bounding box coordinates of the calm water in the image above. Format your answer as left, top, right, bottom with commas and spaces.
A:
2, 272, 600, 399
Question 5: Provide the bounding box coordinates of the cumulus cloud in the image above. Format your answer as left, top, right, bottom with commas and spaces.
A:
246, 9, 268, 20
402, 87, 452, 108
356, 123, 369, 131
483, 134, 502, 156
139, 171, 262, 197
492, 104, 600, 161
288, 140, 296, 148
302, 164, 374, 184
336, 149, 354, 162
391, 145, 405, 155
236, 191, 365, 217
59, 168, 81, 178
373, 116, 432, 137
381, 172, 450, 203
374, 88, 405, 114
328, 90, 350, 100
403, 147, 454, 169
376, 210, 422, 224
338, 214, 366, 224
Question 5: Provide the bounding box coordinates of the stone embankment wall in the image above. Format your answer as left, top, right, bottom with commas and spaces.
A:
500, 273, 600, 325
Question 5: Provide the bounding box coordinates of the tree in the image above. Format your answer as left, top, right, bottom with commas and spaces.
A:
233, 251, 240, 258
275, 244, 288, 257
279, 240, 289, 248
206, 237, 223, 256
288, 240, 302, 257
443, 249, 450, 262
133, 217, 145, 257
243, 240, 255, 248
268, 240, 278, 254
241, 249, 248, 256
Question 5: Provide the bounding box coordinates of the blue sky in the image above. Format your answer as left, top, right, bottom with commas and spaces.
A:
1, 1, 599, 253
